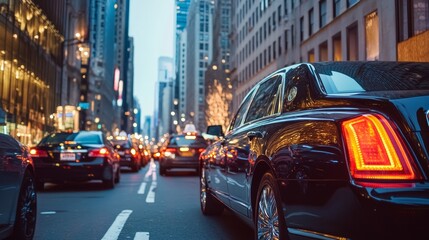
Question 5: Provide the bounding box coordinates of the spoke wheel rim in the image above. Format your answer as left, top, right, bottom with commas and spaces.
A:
257, 184, 279, 240
21, 177, 37, 237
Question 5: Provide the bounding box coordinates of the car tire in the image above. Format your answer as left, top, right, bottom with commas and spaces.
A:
12, 170, 37, 240
131, 162, 139, 172
103, 167, 115, 189
35, 181, 44, 192
114, 167, 120, 183
255, 172, 287, 240
159, 164, 166, 176
200, 167, 223, 215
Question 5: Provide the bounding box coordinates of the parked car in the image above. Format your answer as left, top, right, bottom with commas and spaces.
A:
30, 131, 120, 190
0, 133, 37, 240
199, 61, 429, 240
110, 135, 141, 172
159, 132, 208, 175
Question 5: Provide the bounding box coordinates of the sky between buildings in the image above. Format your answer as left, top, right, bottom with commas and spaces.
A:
129, 0, 175, 118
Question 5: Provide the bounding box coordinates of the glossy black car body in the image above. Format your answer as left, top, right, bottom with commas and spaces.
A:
159, 133, 208, 175
0, 133, 37, 240
30, 131, 120, 190
200, 62, 429, 240
110, 136, 141, 172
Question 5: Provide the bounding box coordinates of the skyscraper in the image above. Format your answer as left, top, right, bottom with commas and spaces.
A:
185, 0, 213, 132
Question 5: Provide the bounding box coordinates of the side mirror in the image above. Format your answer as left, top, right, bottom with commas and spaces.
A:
206, 125, 224, 137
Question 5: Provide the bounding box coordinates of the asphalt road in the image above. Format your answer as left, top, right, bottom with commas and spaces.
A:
34, 160, 254, 240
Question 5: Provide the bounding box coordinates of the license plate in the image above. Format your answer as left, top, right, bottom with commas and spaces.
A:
60, 153, 75, 161
118, 151, 124, 156
180, 151, 193, 157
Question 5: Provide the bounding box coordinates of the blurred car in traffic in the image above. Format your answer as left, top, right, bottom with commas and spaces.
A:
199, 61, 429, 239
159, 132, 208, 175
30, 131, 120, 190
0, 133, 37, 240
110, 135, 141, 172
131, 137, 150, 167
150, 144, 161, 161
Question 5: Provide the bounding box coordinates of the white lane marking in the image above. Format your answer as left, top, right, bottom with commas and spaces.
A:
145, 181, 157, 203
40, 211, 56, 215
101, 210, 133, 240
134, 232, 150, 240
144, 160, 157, 180
138, 182, 147, 194
152, 170, 157, 182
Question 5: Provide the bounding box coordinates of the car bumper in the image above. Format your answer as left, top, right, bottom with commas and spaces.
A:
160, 156, 199, 169
280, 181, 429, 240
119, 156, 138, 167
34, 159, 109, 182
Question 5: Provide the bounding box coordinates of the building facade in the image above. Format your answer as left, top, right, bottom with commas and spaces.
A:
154, 56, 174, 141
0, 0, 67, 145
186, 0, 214, 133
87, 0, 117, 134
114, 0, 133, 134
230, 0, 429, 111
204, 0, 233, 131
175, 0, 191, 131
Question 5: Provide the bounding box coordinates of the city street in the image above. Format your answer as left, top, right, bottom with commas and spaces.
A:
34, 160, 254, 240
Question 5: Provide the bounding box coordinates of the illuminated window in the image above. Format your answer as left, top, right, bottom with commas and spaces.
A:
332, 33, 342, 61
308, 49, 315, 62
347, 23, 358, 60
319, 41, 328, 61
365, 11, 379, 60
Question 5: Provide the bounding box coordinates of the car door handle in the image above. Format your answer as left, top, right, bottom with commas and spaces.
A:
247, 131, 264, 140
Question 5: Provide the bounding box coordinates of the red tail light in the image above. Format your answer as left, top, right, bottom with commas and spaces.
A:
342, 114, 421, 181
88, 148, 109, 157
29, 149, 48, 157
130, 148, 137, 156
165, 148, 177, 153
198, 148, 205, 153
164, 148, 177, 158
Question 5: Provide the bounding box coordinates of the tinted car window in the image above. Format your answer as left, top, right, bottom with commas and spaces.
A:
168, 135, 206, 146
111, 139, 132, 148
0, 133, 21, 150
245, 75, 282, 123
229, 88, 255, 131
314, 62, 429, 94
38, 132, 102, 145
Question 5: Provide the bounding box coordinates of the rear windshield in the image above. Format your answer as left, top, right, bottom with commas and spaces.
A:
314, 62, 429, 94
168, 135, 207, 147
111, 139, 132, 148
38, 132, 102, 145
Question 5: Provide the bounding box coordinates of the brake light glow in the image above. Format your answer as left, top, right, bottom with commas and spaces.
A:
88, 148, 109, 157
29, 149, 48, 157
179, 147, 189, 152
164, 148, 176, 158
198, 148, 205, 153
342, 114, 420, 181
130, 148, 137, 156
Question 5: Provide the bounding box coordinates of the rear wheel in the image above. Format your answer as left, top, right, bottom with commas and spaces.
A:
114, 167, 120, 183
103, 167, 115, 189
159, 164, 166, 175
35, 181, 44, 192
255, 172, 287, 240
200, 167, 223, 215
13, 170, 37, 240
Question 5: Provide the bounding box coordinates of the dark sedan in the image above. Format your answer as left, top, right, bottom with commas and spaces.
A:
200, 61, 429, 240
110, 136, 142, 172
0, 133, 37, 240
30, 131, 120, 190
159, 133, 208, 175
